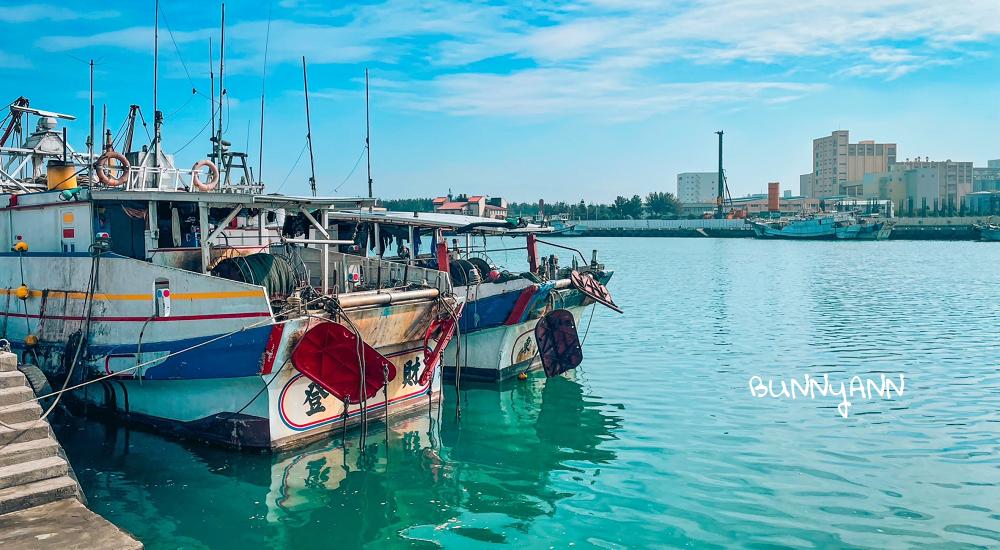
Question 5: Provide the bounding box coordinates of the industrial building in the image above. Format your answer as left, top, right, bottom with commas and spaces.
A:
677, 172, 719, 203
801, 130, 896, 198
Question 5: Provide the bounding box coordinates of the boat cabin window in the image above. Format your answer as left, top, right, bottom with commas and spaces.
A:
94, 201, 148, 259
154, 201, 200, 249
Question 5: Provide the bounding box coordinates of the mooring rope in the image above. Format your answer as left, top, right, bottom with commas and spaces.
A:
0, 247, 101, 438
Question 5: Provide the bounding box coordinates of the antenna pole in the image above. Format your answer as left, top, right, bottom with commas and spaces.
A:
88, 58, 94, 186
366, 68, 372, 199
716, 130, 724, 218
302, 56, 317, 197
209, 38, 215, 165
258, 2, 272, 187
153, 0, 160, 184
153, 0, 158, 120
217, 3, 225, 167
101, 104, 106, 155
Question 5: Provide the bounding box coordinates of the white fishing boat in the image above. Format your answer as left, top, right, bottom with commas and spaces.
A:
0, 103, 462, 450
325, 211, 620, 383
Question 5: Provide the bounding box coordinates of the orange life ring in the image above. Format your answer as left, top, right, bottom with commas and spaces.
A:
95, 151, 130, 187
191, 159, 219, 191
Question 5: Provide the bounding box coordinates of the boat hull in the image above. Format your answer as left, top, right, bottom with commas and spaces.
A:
979, 228, 1000, 241
2, 253, 452, 450
442, 274, 607, 382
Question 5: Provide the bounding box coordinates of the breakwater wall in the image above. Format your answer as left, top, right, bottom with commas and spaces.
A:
888, 217, 989, 241
552, 217, 993, 241
552, 219, 754, 238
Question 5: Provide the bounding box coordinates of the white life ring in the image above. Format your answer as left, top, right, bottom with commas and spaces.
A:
95, 151, 130, 187
191, 159, 219, 191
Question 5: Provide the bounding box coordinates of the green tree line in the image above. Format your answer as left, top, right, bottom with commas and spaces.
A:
380, 192, 685, 220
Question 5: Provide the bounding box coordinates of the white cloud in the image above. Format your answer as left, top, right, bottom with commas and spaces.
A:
28, 0, 1000, 119
0, 51, 33, 69
388, 65, 825, 118
0, 5, 117, 23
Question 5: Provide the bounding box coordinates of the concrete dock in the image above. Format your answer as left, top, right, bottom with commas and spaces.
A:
0, 350, 143, 549
0, 498, 142, 550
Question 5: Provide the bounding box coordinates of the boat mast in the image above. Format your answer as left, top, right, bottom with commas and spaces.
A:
366, 68, 372, 199
153, 0, 161, 186
216, 4, 225, 168
715, 130, 724, 218
258, 3, 272, 187
88, 58, 94, 186
209, 38, 214, 163
302, 56, 317, 197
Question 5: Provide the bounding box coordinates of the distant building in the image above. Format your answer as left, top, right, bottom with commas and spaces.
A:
973, 159, 1000, 192
857, 158, 974, 213
680, 195, 818, 217
677, 172, 718, 203
807, 130, 896, 198
965, 159, 1000, 213
432, 193, 508, 219
896, 158, 973, 210
799, 173, 812, 197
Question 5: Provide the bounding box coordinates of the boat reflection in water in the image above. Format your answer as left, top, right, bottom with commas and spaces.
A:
50, 372, 621, 548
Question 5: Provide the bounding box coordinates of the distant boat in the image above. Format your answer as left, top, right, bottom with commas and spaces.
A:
974, 219, 1000, 241
751, 212, 892, 240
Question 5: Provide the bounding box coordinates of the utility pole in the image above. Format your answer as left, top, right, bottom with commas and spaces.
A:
716, 130, 724, 218
302, 56, 317, 197
366, 68, 373, 199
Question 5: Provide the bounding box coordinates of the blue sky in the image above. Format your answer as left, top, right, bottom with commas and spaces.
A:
2, 0, 999, 202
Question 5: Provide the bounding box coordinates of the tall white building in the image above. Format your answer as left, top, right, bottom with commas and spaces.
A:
806, 131, 896, 198
677, 172, 719, 203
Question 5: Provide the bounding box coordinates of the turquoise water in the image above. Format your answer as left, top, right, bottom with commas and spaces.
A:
53, 238, 1000, 549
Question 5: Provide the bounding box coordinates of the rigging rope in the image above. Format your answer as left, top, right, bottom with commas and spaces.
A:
164, 91, 199, 120
173, 116, 214, 155
156, 1, 198, 93
333, 146, 368, 193
276, 141, 309, 192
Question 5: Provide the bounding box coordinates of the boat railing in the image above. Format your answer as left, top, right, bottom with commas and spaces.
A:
344, 254, 452, 295
294, 246, 452, 296
94, 165, 264, 194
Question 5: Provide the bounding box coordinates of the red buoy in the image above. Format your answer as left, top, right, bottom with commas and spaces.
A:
291, 322, 396, 404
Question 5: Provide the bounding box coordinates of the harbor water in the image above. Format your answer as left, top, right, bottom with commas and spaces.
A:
52, 238, 1000, 549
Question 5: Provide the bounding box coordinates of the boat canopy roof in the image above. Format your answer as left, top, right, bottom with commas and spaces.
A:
88, 189, 376, 210
326, 210, 553, 235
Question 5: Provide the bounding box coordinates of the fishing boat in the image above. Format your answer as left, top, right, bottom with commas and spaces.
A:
973, 218, 1000, 241
750, 211, 892, 240
855, 217, 894, 240
324, 211, 620, 383
0, 105, 462, 450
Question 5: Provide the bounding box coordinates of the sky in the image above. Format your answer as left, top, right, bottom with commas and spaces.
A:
2, 0, 1000, 202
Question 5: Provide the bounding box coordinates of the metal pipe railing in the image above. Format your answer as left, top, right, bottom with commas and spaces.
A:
337, 288, 439, 308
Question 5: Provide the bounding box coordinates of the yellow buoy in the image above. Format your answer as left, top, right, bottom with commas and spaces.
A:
13, 241, 27, 252
25, 334, 38, 347
15, 285, 29, 300
46, 160, 78, 191
517, 372, 528, 381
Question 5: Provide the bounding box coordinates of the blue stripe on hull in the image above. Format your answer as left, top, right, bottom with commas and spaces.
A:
458, 290, 522, 332
11, 327, 271, 381
84, 325, 274, 380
